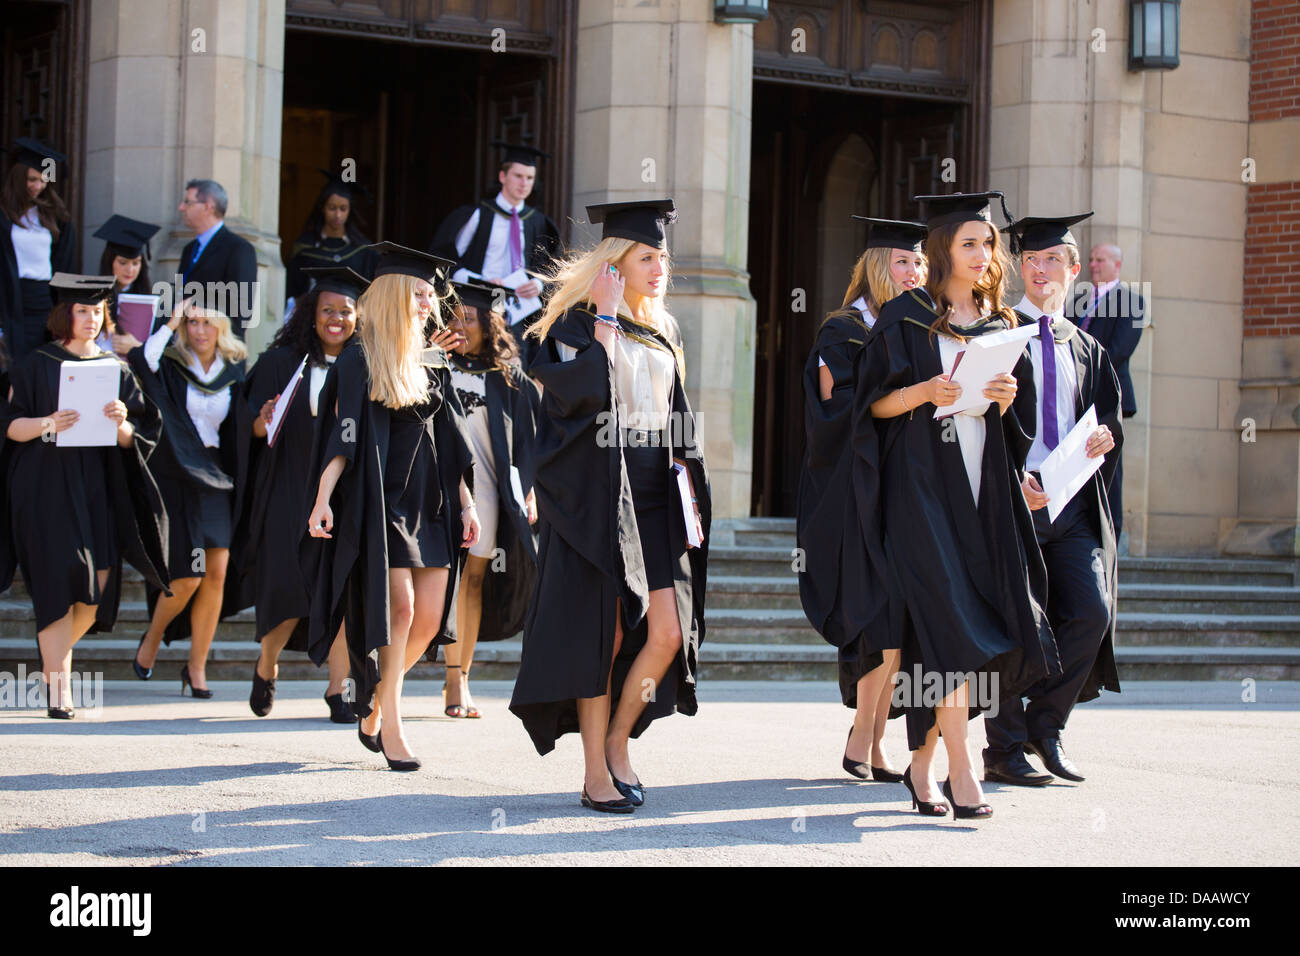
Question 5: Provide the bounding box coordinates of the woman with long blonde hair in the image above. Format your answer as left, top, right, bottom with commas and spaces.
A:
306, 243, 478, 771
510, 199, 709, 813
849, 191, 1059, 820
795, 217, 925, 784
130, 297, 252, 697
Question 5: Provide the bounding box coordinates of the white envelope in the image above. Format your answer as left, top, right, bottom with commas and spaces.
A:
1039, 404, 1105, 522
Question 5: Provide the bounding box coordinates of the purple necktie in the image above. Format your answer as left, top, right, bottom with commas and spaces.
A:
508, 207, 523, 272
1039, 315, 1059, 450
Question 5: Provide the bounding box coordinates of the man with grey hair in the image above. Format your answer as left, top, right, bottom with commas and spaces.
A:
176, 178, 258, 339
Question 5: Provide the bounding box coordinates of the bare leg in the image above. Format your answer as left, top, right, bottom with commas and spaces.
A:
908, 724, 943, 804
845, 648, 900, 765
456, 555, 488, 714
137, 577, 201, 668
605, 587, 682, 786
256, 617, 299, 681
935, 679, 985, 806
577, 599, 624, 802
403, 567, 449, 671
185, 548, 230, 691
374, 569, 416, 760
325, 625, 349, 696
871, 649, 901, 770
38, 609, 77, 710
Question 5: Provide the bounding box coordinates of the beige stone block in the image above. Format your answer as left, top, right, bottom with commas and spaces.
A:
1024, 165, 1089, 212
572, 108, 612, 202
1144, 301, 1238, 380
993, 0, 1035, 46
1088, 165, 1144, 230
991, 42, 1024, 107
263, 0, 285, 72
1148, 176, 1246, 240
113, 57, 179, 147
607, 106, 671, 189
1247, 119, 1300, 185
1242, 337, 1300, 382
607, 21, 672, 104
1090, 100, 1144, 169
86, 59, 119, 155
1091, 47, 1145, 104
1179, 0, 1251, 59
1025, 52, 1089, 104
1237, 434, 1300, 520
1144, 236, 1244, 307
988, 167, 1023, 212
1143, 113, 1247, 181
1092, 0, 1128, 37
1150, 374, 1219, 430
578, 0, 613, 30
1219, 379, 1244, 431
575, 23, 614, 112
89, 0, 122, 62
1145, 514, 1221, 554
1146, 426, 1238, 515
671, 106, 736, 193
1160, 54, 1250, 123
1143, 71, 1161, 111
116, 0, 181, 56
1026, 102, 1084, 167
990, 104, 1031, 170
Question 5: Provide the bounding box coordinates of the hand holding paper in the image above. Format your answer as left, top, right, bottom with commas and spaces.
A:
1039, 405, 1105, 522
56, 358, 122, 447
933, 323, 1036, 418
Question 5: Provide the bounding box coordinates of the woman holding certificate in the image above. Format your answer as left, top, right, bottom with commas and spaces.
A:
510, 199, 710, 813
850, 191, 1058, 819
129, 298, 252, 699
243, 266, 365, 722
0, 274, 168, 718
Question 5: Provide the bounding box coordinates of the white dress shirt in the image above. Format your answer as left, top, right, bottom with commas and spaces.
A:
1014, 294, 1079, 472
557, 326, 675, 431
451, 192, 527, 286
308, 354, 336, 417
12, 208, 53, 279
144, 325, 232, 448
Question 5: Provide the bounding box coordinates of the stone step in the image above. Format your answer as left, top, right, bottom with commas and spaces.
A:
705, 575, 803, 610
1120, 584, 1300, 615
0, 601, 258, 641
3, 638, 1296, 683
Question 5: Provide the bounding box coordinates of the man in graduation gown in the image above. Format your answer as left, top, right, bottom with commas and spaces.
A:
984, 213, 1123, 786
428, 142, 562, 367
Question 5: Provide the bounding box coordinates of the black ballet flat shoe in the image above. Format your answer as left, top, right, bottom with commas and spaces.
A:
842, 727, 871, 780
580, 789, 635, 814
984, 752, 1053, 787
1025, 736, 1085, 782
357, 724, 381, 754
608, 764, 645, 807
249, 665, 276, 717
132, 634, 153, 681
902, 765, 949, 817
180, 664, 213, 699
942, 779, 993, 820
325, 692, 356, 724
870, 765, 905, 783
46, 706, 74, 720
377, 728, 421, 772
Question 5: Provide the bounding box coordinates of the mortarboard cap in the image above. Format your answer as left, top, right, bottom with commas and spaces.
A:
1005, 211, 1094, 253
368, 241, 454, 284
50, 273, 116, 306
11, 137, 66, 172
492, 141, 549, 168
451, 279, 512, 315
302, 265, 370, 300
850, 216, 927, 253
585, 198, 677, 249
914, 190, 1018, 251
93, 214, 161, 260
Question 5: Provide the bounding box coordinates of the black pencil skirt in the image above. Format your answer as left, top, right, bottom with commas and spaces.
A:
624, 441, 677, 592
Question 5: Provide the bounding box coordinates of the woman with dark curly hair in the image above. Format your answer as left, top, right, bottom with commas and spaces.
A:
283, 170, 378, 308
441, 279, 540, 718
243, 266, 366, 721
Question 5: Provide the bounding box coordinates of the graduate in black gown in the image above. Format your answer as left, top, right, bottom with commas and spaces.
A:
983, 213, 1122, 786
441, 279, 540, 718
243, 266, 367, 722
796, 217, 926, 783
0, 274, 168, 717
129, 298, 252, 698
0, 139, 80, 362
429, 142, 562, 367
92, 214, 159, 357
283, 170, 378, 312
850, 191, 1059, 819
511, 199, 710, 813
305, 243, 478, 771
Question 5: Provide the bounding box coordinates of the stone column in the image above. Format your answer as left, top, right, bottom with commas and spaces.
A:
85, 0, 285, 353
574, 0, 757, 518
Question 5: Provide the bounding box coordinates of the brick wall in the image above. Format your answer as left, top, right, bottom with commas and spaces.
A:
1244, 0, 1300, 336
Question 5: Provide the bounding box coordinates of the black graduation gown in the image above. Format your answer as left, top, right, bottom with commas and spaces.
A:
284, 233, 377, 303
0, 343, 169, 633
300, 342, 474, 717
126, 341, 253, 644
448, 352, 541, 642
850, 290, 1060, 750
509, 308, 712, 756
429, 200, 562, 281
1016, 311, 1123, 702
240, 345, 326, 650
0, 212, 79, 358
795, 309, 894, 708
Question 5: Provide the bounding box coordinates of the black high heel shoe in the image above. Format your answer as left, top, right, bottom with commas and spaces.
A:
580, 789, 635, 814
249, 663, 275, 716
46, 705, 75, 720
132, 634, 153, 681
870, 765, 905, 783
607, 763, 645, 807
942, 779, 993, 820
325, 692, 356, 724
377, 727, 421, 771
902, 765, 949, 817
180, 664, 213, 699
357, 723, 381, 753
842, 727, 871, 780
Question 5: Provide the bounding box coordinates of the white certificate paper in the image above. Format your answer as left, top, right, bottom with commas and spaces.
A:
1039, 404, 1104, 523
499, 268, 542, 325
933, 323, 1038, 418
266, 356, 307, 448
672, 461, 703, 547
56, 358, 121, 447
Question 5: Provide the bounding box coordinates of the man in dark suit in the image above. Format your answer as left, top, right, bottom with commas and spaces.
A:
176, 178, 258, 339
1065, 242, 1145, 544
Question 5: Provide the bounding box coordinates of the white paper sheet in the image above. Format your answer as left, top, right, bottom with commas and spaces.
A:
509, 465, 528, 515
932, 323, 1038, 418
56, 358, 121, 447
499, 267, 542, 325
672, 461, 703, 547
1039, 404, 1104, 522
266, 356, 307, 447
